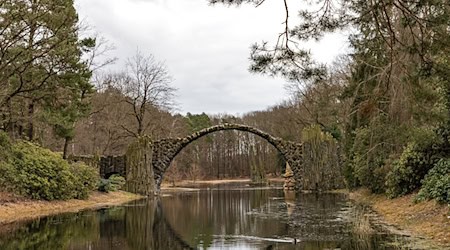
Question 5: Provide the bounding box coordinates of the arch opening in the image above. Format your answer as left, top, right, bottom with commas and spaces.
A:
166, 129, 286, 184
104, 171, 121, 179
151, 124, 302, 192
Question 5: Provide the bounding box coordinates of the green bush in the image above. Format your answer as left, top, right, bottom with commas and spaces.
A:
0, 161, 14, 192
0, 140, 99, 200
0, 132, 12, 165
0, 131, 11, 150
349, 125, 393, 193
69, 162, 100, 199
97, 179, 110, 192
415, 159, 450, 204
97, 174, 126, 193
386, 143, 438, 198
344, 115, 442, 195
343, 161, 359, 189
9, 141, 76, 200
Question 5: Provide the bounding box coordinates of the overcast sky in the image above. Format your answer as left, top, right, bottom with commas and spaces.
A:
74, 0, 348, 115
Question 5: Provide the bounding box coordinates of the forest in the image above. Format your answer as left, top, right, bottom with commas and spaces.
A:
0, 0, 449, 205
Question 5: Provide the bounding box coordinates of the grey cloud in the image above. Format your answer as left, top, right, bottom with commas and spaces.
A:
75, 0, 346, 115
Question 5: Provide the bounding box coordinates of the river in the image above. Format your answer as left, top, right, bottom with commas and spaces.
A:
0, 183, 419, 249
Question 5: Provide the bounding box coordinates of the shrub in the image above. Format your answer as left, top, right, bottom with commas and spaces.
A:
386, 143, 438, 198
0, 131, 12, 163
0, 140, 100, 200
0, 131, 11, 149
415, 159, 450, 204
343, 162, 359, 189
350, 125, 392, 193
97, 179, 110, 193
69, 162, 100, 199
97, 174, 126, 193
345, 115, 441, 195
0, 161, 14, 192
8, 141, 77, 200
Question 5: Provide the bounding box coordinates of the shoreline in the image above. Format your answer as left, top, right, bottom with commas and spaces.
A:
349, 189, 449, 248
0, 191, 142, 226
164, 179, 449, 247
0, 180, 447, 248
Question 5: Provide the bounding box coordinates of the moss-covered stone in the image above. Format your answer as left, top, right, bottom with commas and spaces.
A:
126, 136, 155, 196
301, 125, 344, 191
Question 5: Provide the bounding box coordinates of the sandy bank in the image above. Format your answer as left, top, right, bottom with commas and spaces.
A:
0, 191, 142, 225
349, 189, 449, 247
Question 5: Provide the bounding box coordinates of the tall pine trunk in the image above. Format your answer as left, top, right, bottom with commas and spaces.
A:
27, 101, 34, 141
63, 137, 70, 159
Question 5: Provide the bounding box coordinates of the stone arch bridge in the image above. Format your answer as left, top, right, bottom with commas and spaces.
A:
93, 123, 304, 195
146, 123, 303, 193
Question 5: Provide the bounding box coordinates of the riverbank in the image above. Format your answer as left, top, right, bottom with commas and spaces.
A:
0, 191, 142, 225
349, 189, 449, 247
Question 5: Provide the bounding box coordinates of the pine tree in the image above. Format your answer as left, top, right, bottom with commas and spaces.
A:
0, 0, 94, 146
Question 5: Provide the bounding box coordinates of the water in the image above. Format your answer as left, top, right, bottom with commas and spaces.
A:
0, 185, 416, 249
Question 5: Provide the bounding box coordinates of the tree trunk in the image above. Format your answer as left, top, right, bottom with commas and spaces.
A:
63, 137, 70, 159
137, 122, 143, 137
27, 101, 34, 141
27, 2, 36, 141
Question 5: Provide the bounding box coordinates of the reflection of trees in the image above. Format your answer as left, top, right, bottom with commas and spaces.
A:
0, 200, 194, 250
161, 189, 288, 248
287, 193, 350, 240
161, 189, 401, 250
0, 213, 99, 250
0, 192, 408, 250
124, 199, 156, 249
125, 199, 193, 250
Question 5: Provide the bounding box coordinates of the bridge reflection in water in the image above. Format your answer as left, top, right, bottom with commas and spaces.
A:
0, 187, 410, 250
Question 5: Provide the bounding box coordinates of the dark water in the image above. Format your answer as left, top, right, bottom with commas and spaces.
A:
0, 185, 416, 249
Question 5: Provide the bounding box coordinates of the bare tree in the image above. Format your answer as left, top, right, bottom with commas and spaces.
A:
111, 51, 176, 137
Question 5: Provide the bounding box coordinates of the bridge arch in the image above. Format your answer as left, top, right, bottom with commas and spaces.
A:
151, 123, 303, 191
182, 123, 283, 150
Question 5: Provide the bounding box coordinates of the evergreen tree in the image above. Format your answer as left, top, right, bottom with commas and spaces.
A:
0, 0, 94, 147
211, 0, 450, 195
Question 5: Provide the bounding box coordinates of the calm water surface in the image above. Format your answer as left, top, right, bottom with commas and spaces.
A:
0, 184, 416, 249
